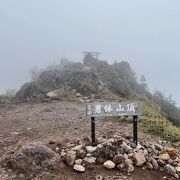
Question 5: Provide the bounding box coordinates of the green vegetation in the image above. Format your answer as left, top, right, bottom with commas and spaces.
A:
141, 100, 180, 143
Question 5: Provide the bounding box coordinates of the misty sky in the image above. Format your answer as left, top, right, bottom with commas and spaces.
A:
0, 0, 180, 105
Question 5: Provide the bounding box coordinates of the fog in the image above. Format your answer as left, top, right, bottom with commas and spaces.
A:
0, 0, 180, 105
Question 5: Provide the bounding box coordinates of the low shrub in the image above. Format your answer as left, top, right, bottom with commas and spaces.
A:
141, 102, 180, 143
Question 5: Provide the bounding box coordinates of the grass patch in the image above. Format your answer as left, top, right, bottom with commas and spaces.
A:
140, 101, 180, 143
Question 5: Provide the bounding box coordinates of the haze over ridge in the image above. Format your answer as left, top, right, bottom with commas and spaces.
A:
0, 0, 180, 105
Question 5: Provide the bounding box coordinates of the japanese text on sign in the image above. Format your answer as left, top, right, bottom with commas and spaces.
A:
86, 101, 143, 117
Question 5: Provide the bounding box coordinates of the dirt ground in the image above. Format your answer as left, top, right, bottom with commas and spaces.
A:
0, 101, 173, 180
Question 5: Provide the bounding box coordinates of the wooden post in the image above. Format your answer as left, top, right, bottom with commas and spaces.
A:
91, 117, 96, 146
133, 115, 138, 145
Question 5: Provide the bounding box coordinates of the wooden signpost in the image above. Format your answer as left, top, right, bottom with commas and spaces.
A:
86, 101, 144, 146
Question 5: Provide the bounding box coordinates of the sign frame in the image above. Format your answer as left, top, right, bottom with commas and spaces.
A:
86, 101, 144, 146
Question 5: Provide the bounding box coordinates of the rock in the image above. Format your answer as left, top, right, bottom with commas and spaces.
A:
75, 159, 82, 165
95, 175, 104, 180
66, 143, 76, 148
133, 152, 146, 166
76, 93, 82, 97
116, 147, 125, 155
166, 148, 178, 158
136, 143, 143, 150
93, 146, 116, 159
167, 159, 174, 165
1, 143, 61, 176
106, 138, 115, 144
49, 140, 56, 144
159, 153, 170, 161
83, 156, 96, 164
103, 160, 115, 169
86, 146, 97, 153
143, 149, 149, 157
97, 144, 103, 149
65, 151, 76, 166
47, 91, 58, 98
96, 157, 106, 165
128, 153, 134, 158
146, 162, 153, 170
72, 145, 83, 151
154, 144, 163, 151
175, 166, 180, 173
164, 164, 176, 176
97, 137, 106, 144
174, 174, 179, 179
149, 158, 159, 170
174, 157, 180, 163
117, 161, 134, 173
73, 164, 85, 172
121, 142, 132, 153
55, 147, 60, 152
157, 159, 166, 166
76, 149, 86, 159
147, 145, 159, 156
114, 138, 124, 146
130, 143, 137, 149
127, 164, 135, 173
113, 154, 125, 164
86, 153, 92, 157
82, 137, 91, 146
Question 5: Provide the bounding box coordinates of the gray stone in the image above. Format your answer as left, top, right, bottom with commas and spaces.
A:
117, 161, 134, 173
86, 146, 97, 153
73, 164, 85, 172
71, 145, 83, 151
121, 142, 132, 153
164, 164, 176, 176
76, 149, 86, 159
149, 157, 159, 170
47, 91, 58, 98
175, 166, 180, 173
1, 143, 61, 176
65, 150, 76, 166
83, 156, 96, 164
174, 174, 179, 179
106, 138, 115, 144
76, 93, 82, 97
75, 159, 82, 165
103, 160, 115, 169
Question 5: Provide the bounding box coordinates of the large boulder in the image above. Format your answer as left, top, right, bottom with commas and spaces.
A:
1, 143, 61, 176
15, 81, 47, 102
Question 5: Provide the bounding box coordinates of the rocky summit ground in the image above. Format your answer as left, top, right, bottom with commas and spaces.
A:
0, 101, 179, 180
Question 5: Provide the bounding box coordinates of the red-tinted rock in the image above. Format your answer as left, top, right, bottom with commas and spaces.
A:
133, 152, 146, 166
166, 148, 178, 158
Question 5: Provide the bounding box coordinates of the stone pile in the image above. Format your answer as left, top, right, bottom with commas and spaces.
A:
1, 136, 180, 179
59, 136, 180, 178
